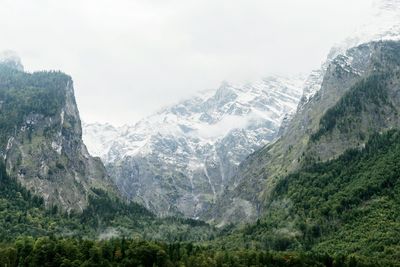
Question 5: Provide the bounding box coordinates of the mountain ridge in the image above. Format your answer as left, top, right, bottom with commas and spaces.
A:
206, 40, 400, 226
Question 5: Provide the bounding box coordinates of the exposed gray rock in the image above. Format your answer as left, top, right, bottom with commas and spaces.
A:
84, 75, 305, 217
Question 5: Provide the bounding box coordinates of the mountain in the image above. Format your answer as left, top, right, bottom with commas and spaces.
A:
0, 58, 117, 212
0, 56, 218, 243
204, 0, 400, 225
207, 39, 400, 225
2, 1, 400, 265
83, 76, 305, 217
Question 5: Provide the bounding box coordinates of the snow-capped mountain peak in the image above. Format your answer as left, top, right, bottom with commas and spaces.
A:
83, 75, 305, 217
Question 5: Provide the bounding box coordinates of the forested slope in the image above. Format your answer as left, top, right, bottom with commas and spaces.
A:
214, 130, 400, 265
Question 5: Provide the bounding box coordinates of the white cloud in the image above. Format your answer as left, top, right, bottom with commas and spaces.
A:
194, 115, 251, 139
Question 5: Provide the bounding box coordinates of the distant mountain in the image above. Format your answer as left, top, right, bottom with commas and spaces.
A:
0, 58, 116, 212
83, 76, 305, 217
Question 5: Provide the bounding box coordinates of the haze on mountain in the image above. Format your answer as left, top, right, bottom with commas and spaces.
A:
2, 0, 400, 266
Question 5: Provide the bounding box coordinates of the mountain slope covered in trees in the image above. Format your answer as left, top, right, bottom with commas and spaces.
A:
212, 130, 400, 265
207, 40, 400, 226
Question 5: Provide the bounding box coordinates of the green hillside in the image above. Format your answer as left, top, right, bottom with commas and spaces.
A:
217, 130, 400, 265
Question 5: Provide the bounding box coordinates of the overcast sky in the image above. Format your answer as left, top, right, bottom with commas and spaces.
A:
0, 0, 377, 125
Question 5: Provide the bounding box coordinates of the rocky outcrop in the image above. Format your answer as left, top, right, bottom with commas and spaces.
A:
0, 61, 117, 212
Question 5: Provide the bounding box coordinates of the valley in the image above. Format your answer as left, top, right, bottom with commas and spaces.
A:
1, 1, 400, 266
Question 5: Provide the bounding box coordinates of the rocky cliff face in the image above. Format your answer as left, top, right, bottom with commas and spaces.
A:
0, 58, 116, 212
84, 76, 304, 217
